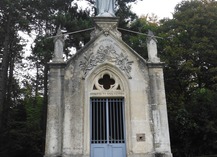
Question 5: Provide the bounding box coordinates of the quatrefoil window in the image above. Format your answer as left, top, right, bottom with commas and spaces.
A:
98, 74, 115, 90
92, 72, 122, 91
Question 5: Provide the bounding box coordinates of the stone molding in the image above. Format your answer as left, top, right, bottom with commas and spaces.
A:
147, 62, 165, 68
49, 62, 66, 67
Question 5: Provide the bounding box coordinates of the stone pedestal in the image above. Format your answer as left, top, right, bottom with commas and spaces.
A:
147, 63, 172, 157
91, 17, 121, 39
44, 62, 66, 157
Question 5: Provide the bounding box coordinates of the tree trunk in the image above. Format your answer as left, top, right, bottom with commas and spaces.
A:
6, 48, 15, 108
0, 18, 11, 132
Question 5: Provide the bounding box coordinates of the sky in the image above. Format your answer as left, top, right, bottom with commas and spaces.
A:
130, 0, 183, 19
76, 0, 184, 19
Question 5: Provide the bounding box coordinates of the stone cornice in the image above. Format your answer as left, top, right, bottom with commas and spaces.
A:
146, 62, 165, 68
48, 62, 67, 68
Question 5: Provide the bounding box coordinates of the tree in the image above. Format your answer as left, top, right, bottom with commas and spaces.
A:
157, 0, 217, 156
121, 15, 159, 58
159, 0, 217, 93
0, 0, 30, 133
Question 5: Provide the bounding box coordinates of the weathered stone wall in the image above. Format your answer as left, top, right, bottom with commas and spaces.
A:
63, 33, 154, 156
45, 17, 172, 157
63, 55, 85, 156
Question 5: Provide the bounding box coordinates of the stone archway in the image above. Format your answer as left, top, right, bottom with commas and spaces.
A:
83, 64, 132, 157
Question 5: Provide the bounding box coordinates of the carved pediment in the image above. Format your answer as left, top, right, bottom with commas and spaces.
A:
79, 45, 133, 79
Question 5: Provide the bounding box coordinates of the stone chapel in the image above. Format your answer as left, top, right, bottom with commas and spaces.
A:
44, 15, 172, 157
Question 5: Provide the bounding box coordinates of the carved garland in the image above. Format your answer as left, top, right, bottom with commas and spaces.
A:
79, 45, 133, 78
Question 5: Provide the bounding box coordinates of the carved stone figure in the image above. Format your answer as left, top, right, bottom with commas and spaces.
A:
96, 0, 115, 17
53, 27, 65, 62
147, 30, 160, 63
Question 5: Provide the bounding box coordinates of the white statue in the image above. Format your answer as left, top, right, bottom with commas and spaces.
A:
96, 0, 115, 17
147, 30, 160, 63
53, 27, 65, 62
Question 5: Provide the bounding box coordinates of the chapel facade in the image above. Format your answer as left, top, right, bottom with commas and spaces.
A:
44, 17, 172, 157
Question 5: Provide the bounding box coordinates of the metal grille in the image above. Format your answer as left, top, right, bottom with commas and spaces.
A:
91, 98, 125, 144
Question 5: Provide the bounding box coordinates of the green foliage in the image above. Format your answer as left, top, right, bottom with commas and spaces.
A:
31, 36, 54, 64
159, 0, 217, 92
188, 89, 217, 155
157, 0, 217, 156
116, 0, 138, 27
0, 93, 44, 157
168, 88, 217, 157
121, 16, 158, 58
0, 0, 33, 138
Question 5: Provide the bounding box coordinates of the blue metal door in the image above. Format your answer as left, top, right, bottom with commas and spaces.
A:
91, 98, 126, 157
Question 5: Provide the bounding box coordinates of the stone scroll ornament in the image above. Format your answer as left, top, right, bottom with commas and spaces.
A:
80, 45, 133, 78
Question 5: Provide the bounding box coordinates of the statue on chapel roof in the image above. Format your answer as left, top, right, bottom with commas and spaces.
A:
96, 0, 116, 17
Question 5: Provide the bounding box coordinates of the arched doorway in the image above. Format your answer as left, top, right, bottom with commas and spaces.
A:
88, 71, 127, 157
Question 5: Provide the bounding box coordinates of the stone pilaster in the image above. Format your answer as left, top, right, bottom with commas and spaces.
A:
44, 63, 66, 157
147, 63, 172, 157
44, 28, 66, 157
147, 31, 172, 157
